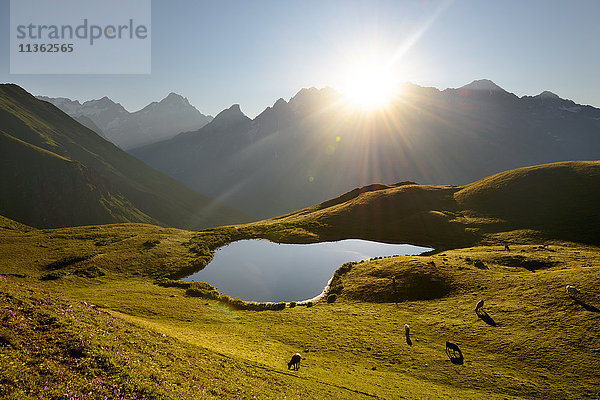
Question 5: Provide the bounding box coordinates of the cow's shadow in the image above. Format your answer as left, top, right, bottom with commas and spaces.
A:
445, 342, 464, 365
574, 299, 600, 313
476, 309, 498, 326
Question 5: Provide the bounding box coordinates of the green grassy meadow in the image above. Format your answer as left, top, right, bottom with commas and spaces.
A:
1, 161, 600, 399
1, 222, 599, 399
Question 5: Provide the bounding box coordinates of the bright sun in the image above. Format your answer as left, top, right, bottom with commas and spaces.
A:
340, 61, 399, 111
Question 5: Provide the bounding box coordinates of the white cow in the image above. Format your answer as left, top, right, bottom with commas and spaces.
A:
566, 285, 580, 297
475, 300, 484, 312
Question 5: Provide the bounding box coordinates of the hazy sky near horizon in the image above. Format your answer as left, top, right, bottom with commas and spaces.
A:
1, 0, 599, 118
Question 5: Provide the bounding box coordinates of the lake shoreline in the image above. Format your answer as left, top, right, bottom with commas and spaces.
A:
182, 239, 433, 303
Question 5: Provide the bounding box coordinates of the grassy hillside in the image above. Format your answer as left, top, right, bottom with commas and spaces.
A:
1, 161, 599, 398
1, 220, 598, 399
0, 215, 33, 232
455, 161, 600, 243
234, 161, 600, 248
1, 132, 158, 227
1, 276, 351, 399
0, 84, 249, 229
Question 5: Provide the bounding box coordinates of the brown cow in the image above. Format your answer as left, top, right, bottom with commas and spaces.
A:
288, 353, 302, 370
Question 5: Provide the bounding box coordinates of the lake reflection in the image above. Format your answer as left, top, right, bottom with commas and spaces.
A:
183, 239, 432, 302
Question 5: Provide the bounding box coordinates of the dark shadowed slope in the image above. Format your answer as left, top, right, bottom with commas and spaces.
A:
454, 161, 600, 243
252, 161, 600, 248
0, 84, 249, 229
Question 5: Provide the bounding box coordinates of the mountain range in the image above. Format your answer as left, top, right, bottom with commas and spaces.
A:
37, 92, 213, 149
130, 79, 600, 218
0, 84, 247, 229
1, 81, 599, 399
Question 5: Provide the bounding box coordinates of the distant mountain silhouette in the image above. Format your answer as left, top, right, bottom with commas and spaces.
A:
459, 78, 507, 92
1, 84, 248, 229
130, 79, 599, 219
37, 93, 213, 149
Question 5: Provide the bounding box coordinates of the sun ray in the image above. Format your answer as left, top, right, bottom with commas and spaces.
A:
336, 52, 403, 112
340, 61, 399, 111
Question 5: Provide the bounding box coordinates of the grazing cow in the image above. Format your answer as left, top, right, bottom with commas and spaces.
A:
475, 300, 484, 312
288, 353, 302, 370
566, 285, 580, 298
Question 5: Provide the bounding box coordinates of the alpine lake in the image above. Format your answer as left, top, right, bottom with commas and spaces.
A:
183, 239, 432, 302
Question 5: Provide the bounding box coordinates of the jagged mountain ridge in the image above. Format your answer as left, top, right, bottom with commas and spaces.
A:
0, 84, 248, 229
131, 79, 600, 219
37, 93, 213, 149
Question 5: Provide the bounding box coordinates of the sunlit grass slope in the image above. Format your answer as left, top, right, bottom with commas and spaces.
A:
2, 223, 599, 399
0, 215, 33, 232
1, 277, 358, 400
1, 161, 599, 398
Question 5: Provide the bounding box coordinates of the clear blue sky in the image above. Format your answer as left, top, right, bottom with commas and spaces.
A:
1, 0, 599, 117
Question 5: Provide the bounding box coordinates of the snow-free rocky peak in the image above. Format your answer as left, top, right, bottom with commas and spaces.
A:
139, 92, 194, 113
208, 104, 250, 130
160, 92, 191, 106
80, 96, 128, 116
535, 91, 560, 100
460, 79, 506, 92
85, 96, 123, 108
273, 98, 288, 109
